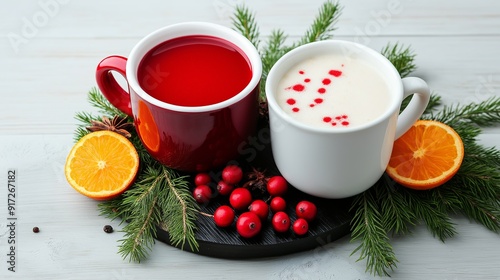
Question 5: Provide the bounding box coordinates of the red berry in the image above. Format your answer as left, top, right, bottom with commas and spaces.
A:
292, 218, 309, 236
266, 176, 288, 196
272, 211, 290, 233
194, 173, 211, 186
236, 212, 261, 238
248, 200, 269, 220
216, 180, 234, 196
270, 196, 286, 213
229, 188, 252, 211
192, 185, 212, 204
222, 165, 243, 185
296, 200, 317, 222
213, 205, 235, 227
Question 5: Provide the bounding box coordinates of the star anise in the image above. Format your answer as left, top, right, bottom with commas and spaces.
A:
86, 115, 133, 138
242, 167, 269, 194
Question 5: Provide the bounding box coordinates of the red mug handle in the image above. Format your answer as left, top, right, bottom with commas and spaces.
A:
95, 56, 133, 117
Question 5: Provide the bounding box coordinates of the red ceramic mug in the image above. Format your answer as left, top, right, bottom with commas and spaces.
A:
96, 22, 262, 172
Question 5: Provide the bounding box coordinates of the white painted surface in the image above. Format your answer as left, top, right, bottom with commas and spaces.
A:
1, 0, 499, 279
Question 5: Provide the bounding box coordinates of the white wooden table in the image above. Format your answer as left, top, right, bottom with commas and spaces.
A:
1, 0, 499, 279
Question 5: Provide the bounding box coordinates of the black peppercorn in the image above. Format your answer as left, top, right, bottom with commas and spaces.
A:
33, 226, 40, 233
103, 225, 113, 233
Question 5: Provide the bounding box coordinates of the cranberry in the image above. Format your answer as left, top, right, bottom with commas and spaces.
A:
266, 176, 288, 196
270, 196, 286, 213
296, 200, 317, 222
229, 188, 252, 211
248, 199, 269, 220
216, 180, 234, 196
192, 185, 212, 204
213, 205, 235, 228
222, 165, 243, 185
236, 212, 261, 238
292, 218, 309, 236
194, 173, 211, 186
272, 211, 290, 233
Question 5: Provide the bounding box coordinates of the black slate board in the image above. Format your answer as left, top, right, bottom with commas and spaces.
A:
155, 126, 353, 259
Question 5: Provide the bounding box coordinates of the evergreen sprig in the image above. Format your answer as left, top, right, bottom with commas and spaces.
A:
350, 96, 500, 276
231, 5, 260, 49
73, 88, 198, 263
116, 166, 199, 262
232, 1, 342, 100
294, 1, 342, 47
350, 181, 398, 276
381, 43, 417, 78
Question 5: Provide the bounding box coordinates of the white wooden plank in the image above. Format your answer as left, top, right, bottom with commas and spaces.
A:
1, 0, 499, 43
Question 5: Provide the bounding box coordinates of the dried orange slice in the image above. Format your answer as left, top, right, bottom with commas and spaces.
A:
65, 131, 139, 200
386, 120, 464, 190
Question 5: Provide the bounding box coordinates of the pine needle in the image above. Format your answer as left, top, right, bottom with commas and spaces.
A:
350, 184, 398, 276
74, 88, 198, 262
381, 43, 417, 78
161, 168, 200, 251
295, 0, 342, 46
231, 5, 260, 49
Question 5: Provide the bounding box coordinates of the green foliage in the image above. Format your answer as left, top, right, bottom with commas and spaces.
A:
381, 43, 417, 78
233, 1, 342, 100
350, 96, 500, 276
74, 88, 198, 263
231, 5, 260, 49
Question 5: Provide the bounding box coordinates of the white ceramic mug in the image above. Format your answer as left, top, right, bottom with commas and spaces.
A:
265, 40, 430, 199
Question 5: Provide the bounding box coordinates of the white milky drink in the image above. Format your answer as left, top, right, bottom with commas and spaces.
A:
276, 53, 391, 129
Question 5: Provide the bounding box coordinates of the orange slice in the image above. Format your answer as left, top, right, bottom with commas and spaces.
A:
386, 120, 464, 190
65, 131, 139, 200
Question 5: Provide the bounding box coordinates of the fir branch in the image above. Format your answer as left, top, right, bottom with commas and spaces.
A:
449, 183, 500, 232
350, 185, 397, 277
381, 43, 417, 78
295, 0, 342, 46
260, 29, 288, 98
114, 166, 198, 262
73, 111, 98, 142
74, 88, 198, 262
161, 169, 199, 250
404, 189, 457, 242
377, 176, 416, 235
87, 87, 127, 118
428, 96, 500, 127
232, 5, 260, 49
73, 88, 131, 142
439, 142, 500, 232
244, 1, 342, 101
117, 168, 164, 262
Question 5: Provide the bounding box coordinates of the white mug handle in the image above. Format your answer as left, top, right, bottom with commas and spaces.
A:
395, 77, 431, 139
